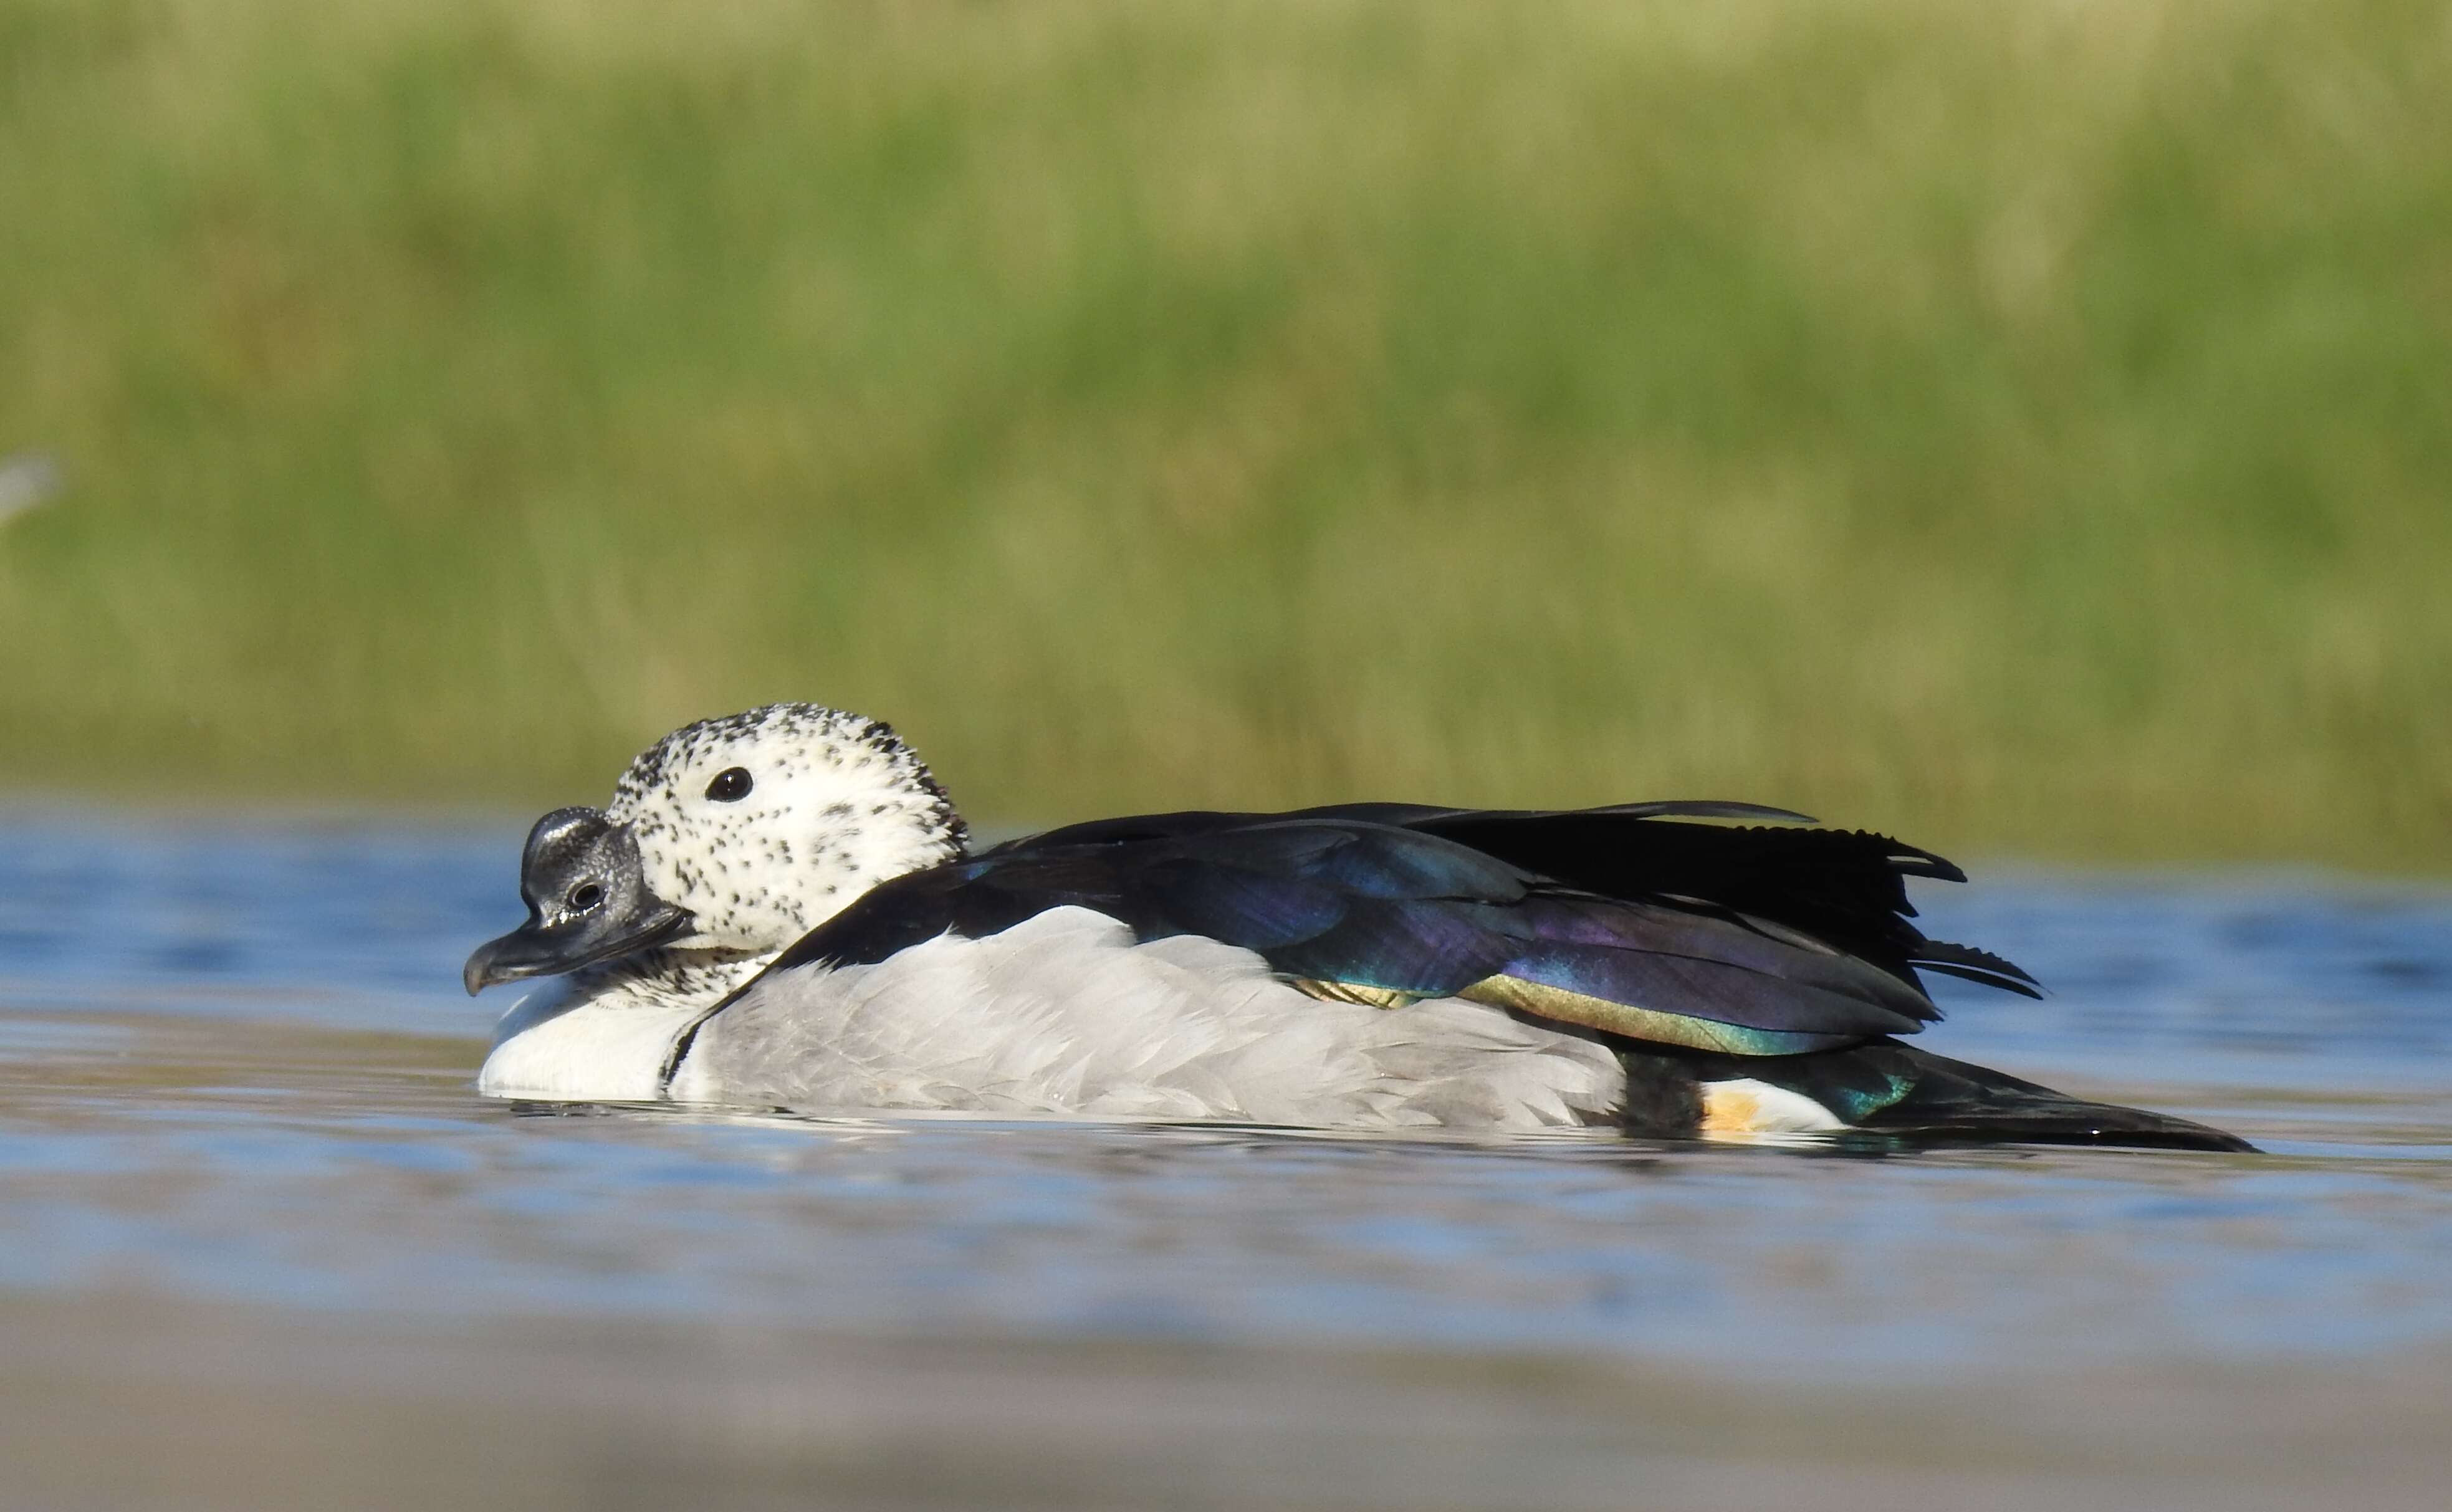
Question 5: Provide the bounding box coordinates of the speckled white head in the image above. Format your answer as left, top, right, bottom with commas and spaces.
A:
605, 703, 969, 953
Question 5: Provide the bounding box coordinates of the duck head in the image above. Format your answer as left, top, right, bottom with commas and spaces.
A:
464, 703, 969, 996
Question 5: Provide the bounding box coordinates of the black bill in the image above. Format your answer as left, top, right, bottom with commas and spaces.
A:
462, 806, 694, 995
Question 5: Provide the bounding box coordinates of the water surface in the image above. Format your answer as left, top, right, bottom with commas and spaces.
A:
2, 811, 2447, 1510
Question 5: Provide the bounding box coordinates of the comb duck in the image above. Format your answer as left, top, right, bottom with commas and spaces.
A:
464, 703, 2249, 1151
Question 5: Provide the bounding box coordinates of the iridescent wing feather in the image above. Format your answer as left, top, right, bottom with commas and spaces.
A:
764, 803, 2036, 1058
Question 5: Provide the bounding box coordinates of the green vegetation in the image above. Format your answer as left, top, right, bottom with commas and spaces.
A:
2, 0, 2448, 866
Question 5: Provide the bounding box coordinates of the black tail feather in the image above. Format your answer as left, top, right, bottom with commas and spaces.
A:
1829, 1045, 2253, 1152
1633, 1040, 2255, 1153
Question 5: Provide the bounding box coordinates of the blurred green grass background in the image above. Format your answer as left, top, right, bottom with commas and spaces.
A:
2, 0, 2448, 866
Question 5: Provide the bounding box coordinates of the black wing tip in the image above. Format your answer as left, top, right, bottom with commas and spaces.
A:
1591, 813, 1969, 884
1671, 820, 1971, 887
1915, 962, 2045, 1000
1851, 830, 1966, 885
1911, 939, 2044, 998
1597, 800, 1821, 825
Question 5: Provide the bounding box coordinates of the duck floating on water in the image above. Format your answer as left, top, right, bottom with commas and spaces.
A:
464, 703, 2249, 1151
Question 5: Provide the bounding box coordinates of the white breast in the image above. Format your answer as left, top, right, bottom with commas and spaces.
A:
477, 979, 709, 1103
668, 906, 1627, 1131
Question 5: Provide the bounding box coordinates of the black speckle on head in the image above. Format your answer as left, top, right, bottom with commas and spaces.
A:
602, 702, 973, 950
610, 703, 967, 854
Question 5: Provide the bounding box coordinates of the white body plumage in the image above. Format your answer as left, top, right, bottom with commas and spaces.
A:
484, 907, 1627, 1129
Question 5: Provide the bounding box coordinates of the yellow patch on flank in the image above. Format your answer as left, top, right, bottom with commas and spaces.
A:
1700, 1083, 1765, 1134
1697, 1078, 1849, 1137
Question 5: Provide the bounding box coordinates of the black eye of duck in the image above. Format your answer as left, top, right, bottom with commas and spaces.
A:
706, 767, 754, 803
